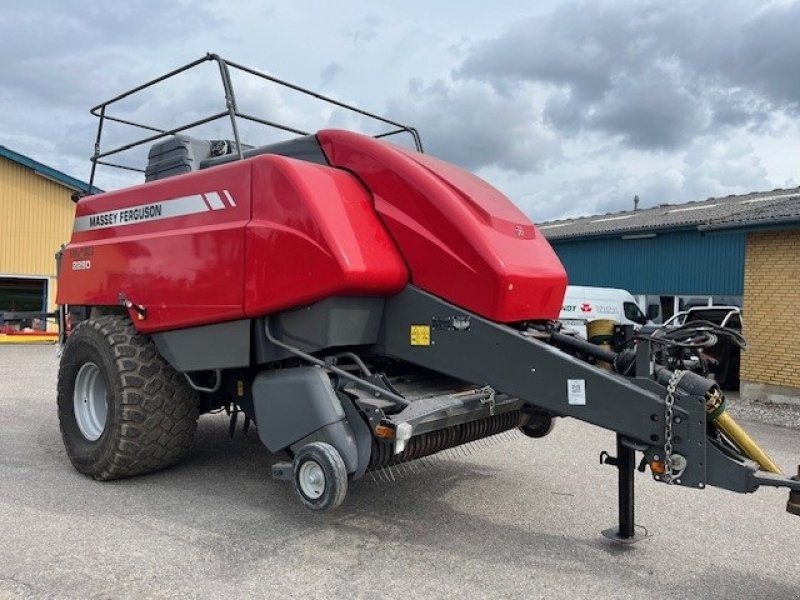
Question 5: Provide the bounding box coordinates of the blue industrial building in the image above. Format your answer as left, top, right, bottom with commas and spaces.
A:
537, 188, 799, 321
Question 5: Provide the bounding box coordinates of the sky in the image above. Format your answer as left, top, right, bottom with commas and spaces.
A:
2, 0, 799, 222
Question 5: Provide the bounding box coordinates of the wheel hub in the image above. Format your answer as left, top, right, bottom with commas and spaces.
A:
298, 461, 326, 499
73, 362, 108, 441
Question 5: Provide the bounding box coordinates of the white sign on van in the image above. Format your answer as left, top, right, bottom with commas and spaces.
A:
567, 379, 586, 405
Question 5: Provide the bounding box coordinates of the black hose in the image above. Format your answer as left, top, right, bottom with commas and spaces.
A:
549, 331, 618, 365
264, 318, 410, 407
654, 366, 719, 397
647, 319, 747, 350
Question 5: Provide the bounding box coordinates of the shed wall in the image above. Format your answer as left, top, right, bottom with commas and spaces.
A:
0, 156, 76, 311
549, 230, 745, 296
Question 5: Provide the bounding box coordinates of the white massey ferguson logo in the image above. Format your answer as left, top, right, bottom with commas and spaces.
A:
73, 190, 237, 232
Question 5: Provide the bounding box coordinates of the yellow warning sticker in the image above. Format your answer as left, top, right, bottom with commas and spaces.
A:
410, 325, 431, 346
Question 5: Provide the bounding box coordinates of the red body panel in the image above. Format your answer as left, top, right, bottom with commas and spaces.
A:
317, 130, 567, 321
243, 156, 408, 316
58, 161, 252, 331
59, 130, 567, 330
57, 156, 408, 332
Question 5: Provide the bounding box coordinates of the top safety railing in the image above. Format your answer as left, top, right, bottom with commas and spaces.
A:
87, 53, 424, 189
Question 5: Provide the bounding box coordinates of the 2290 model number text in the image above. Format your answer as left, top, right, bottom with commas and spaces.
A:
71, 260, 92, 271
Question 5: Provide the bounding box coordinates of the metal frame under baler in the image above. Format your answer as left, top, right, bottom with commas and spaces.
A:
56, 54, 800, 537
133, 283, 800, 537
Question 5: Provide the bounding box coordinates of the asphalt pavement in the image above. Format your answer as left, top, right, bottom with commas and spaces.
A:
1, 344, 799, 600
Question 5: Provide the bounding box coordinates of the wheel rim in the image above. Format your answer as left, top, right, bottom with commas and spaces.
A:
73, 362, 108, 441
298, 461, 326, 499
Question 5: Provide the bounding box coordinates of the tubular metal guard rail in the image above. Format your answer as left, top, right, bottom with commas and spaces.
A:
87, 53, 424, 188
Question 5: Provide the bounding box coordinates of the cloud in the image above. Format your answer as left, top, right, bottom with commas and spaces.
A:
0, 1, 226, 188
510, 164, 688, 222
500, 133, 773, 223
0, 0, 796, 222
346, 14, 382, 45
387, 78, 561, 173
457, 0, 800, 151
320, 62, 342, 87
682, 136, 771, 198
0, 3, 222, 110
548, 59, 709, 149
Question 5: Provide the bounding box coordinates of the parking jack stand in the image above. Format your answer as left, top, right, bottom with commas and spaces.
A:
601, 434, 648, 543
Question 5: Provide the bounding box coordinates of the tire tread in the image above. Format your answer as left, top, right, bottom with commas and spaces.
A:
58, 316, 199, 480
292, 442, 348, 511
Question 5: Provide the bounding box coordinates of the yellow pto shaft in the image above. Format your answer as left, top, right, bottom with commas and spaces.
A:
707, 390, 782, 474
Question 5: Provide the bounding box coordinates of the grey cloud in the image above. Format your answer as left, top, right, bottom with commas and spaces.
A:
320, 62, 342, 87
581, 64, 707, 149
346, 15, 382, 45
703, 3, 800, 108
457, 1, 800, 151
0, 0, 794, 220
592, 170, 687, 216
527, 59, 709, 150
510, 134, 773, 223
0, 3, 222, 109
707, 88, 772, 130
387, 79, 561, 173
0, 1, 224, 183
681, 136, 771, 198
513, 166, 680, 222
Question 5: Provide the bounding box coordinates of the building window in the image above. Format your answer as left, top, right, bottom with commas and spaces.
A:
0, 276, 48, 331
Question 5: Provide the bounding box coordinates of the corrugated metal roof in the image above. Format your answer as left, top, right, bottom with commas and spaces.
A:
702, 195, 800, 231
538, 187, 800, 240
0, 145, 101, 196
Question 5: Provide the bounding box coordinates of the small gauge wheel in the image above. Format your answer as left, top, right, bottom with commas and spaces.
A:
519, 414, 555, 438
292, 442, 348, 511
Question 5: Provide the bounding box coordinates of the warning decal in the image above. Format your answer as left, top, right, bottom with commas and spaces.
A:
410, 325, 431, 346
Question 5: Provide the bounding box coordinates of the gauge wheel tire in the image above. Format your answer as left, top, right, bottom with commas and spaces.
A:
57, 315, 199, 480
292, 442, 348, 511
519, 414, 555, 439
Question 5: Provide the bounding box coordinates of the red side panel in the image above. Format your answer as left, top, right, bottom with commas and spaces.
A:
57, 161, 252, 332
317, 130, 568, 321
58, 155, 408, 332
243, 155, 408, 316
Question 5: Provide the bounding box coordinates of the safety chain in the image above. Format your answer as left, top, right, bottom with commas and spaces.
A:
663, 369, 686, 484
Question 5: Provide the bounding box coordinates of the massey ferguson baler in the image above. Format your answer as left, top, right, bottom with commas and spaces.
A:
56, 54, 800, 540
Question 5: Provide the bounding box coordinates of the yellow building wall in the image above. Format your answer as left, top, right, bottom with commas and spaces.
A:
741, 229, 800, 389
0, 156, 77, 313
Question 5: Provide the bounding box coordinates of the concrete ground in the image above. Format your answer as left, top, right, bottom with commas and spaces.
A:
1, 344, 799, 600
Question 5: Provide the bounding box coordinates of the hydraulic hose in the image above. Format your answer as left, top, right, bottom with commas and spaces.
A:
549, 331, 618, 365
264, 318, 410, 408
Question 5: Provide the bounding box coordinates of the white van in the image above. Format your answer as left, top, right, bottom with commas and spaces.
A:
559, 285, 648, 339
